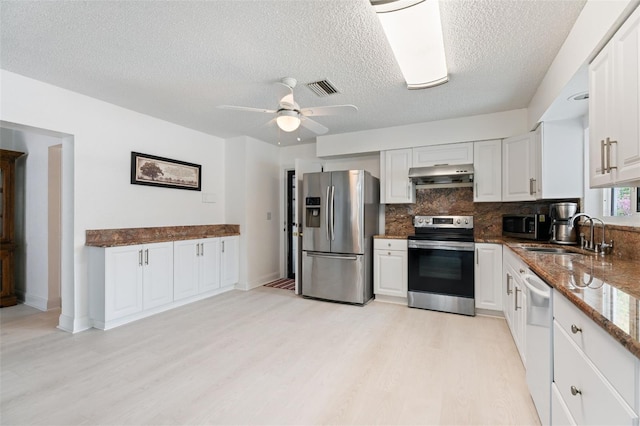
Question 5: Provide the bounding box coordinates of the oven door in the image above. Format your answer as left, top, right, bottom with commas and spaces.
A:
407, 240, 475, 298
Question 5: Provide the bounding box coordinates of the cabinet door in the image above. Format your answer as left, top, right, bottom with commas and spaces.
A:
502, 262, 514, 329
104, 245, 143, 321
589, 43, 616, 187
502, 133, 536, 201
380, 149, 414, 204
613, 8, 640, 185
412, 142, 473, 167
220, 236, 239, 287
199, 238, 221, 292
173, 240, 199, 301
142, 242, 174, 310
373, 248, 407, 298
474, 243, 502, 311
473, 140, 502, 202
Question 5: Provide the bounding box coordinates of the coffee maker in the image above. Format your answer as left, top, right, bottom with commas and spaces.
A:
549, 202, 578, 244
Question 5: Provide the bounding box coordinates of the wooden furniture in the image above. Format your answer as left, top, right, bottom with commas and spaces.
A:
0, 149, 25, 307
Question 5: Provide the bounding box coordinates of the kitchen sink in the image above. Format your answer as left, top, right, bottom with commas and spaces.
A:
521, 247, 576, 254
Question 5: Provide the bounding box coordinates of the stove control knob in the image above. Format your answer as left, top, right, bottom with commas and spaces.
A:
456, 219, 461, 224
465, 219, 469, 224
417, 218, 424, 224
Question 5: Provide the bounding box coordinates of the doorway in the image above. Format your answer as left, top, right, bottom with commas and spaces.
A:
286, 169, 296, 279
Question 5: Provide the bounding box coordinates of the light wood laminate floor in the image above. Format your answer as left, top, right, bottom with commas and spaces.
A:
1, 288, 540, 425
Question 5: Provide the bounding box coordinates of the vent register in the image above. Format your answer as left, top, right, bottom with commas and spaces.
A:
306, 79, 340, 97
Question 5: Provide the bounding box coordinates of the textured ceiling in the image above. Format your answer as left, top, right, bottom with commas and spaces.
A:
0, 0, 586, 146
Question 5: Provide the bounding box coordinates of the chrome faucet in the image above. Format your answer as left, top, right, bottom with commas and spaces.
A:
568, 213, 614, 255
587, 217, 613, 255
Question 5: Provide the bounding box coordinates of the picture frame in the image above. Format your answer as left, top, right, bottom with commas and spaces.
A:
130, 152, 201, 191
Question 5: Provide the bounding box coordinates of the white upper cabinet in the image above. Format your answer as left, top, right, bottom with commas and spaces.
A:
502, 133, 537, 202
503, 120, 583, 202
380, 148, 415, 204
534, 120, 584, 200
590, 6, 640, 187
473, 139, 502, 202
412, 142, 473, 167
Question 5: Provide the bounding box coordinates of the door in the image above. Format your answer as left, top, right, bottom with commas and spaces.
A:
302, 251, 365, 304
330, 170, 364, 255
200, 238, 221, 292
286, 170, 295, 279
173, 239, 199, 301
473, 140, 502, 202
105, 245, 143, 321
294, 160, 323, 295
502, 133, 536, 201
589, 43, 615, 187
142, 242, 174, 310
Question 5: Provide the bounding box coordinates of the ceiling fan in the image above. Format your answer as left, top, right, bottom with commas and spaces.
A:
218, 77, 358, 135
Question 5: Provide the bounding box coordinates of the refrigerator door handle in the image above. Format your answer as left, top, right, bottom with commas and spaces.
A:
305, 252, 358, 261
330, 185, 335, 241
325, 186, 331, 241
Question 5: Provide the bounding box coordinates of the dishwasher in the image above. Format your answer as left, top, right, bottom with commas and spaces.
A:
522, 271, 553, 425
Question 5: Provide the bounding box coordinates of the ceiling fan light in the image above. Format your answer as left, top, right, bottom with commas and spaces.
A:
276, 110, 301, 132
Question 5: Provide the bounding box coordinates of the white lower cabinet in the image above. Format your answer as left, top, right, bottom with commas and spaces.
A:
89, 236, 239, 330
89, 241, 173, 329
174, 238, 221, 301
474, 243, 502, 311
221, 236, 240, 287
552, 290, 639, 424
373, 238, 407, 300
502, 247, 527, 365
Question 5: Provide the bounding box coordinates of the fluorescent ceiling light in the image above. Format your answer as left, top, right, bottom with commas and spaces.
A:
276, 110, 301, 132
372, 0, 448, 89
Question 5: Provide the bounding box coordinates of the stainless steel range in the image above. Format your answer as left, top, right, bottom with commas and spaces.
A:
407, 215, 475, 316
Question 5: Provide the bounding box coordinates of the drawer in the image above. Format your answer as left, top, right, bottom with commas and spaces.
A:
552, 382, 576, 426
554, 291, 639, 410
553, 321, 638, 425
374, 238, 407, 251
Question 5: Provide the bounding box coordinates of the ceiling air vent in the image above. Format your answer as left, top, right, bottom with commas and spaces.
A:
306, 79, 340, 97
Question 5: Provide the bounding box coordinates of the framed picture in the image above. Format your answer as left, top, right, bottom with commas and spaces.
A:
130, 152, 201, 191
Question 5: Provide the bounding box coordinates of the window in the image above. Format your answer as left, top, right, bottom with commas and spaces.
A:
603, 187, 640, 216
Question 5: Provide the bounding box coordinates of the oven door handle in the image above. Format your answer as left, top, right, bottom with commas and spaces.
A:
408, 242, 474, 251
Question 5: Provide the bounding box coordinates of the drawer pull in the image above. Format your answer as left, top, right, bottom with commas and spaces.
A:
388, 252, 391, 256
570, 324, 582, 334
570, 385, 582, 396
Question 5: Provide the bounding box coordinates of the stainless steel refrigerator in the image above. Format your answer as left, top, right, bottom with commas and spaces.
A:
302, 170, 379, 305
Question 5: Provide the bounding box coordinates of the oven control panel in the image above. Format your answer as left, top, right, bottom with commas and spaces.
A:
414, 215, 473, 229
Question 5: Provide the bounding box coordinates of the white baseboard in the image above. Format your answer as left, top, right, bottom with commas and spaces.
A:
373, 294, 408, 306
246, 271, 281, 290
23, 294, 48, 311
57, 313, 92, 333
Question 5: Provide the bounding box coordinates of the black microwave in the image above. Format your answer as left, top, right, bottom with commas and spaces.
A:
502, 214, 551, 241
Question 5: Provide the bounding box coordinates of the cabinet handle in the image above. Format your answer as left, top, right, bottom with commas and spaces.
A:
506, 273, 512, 295
529, 178, 534, 195
138, 249, 143, 266
144, 249, 149, 265
196, 243, 200, 257
570, 386, 582, 396
514, 287, 520, 311
476, 248, 479, 264
222, 240, 225, 253
474, 182, 478, 198
600, 139, 606, 174
388, 251, 391, 256
201, 243, 204, 256
570, 324, 582, 334
606, 138, 617, 171
407, 181, 410, 199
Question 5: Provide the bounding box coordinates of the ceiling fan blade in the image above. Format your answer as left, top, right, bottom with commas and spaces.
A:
300, 116, 328, 135
217, 105, 276, 114
300, 104, 358, 117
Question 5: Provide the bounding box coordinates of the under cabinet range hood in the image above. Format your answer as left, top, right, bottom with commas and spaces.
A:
408, 164, 474, 188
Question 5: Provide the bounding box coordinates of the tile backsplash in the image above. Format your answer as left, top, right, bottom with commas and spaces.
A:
384, 187, 640, 260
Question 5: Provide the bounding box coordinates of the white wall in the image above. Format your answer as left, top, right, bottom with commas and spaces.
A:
315, 109, 528, 157
1, 70, 226, 332
1, 127, 63, 310
226, 136, 281, 290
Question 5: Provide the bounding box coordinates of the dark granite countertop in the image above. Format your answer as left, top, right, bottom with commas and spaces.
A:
86, 224, 240, 247
480, 237, 640, 359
